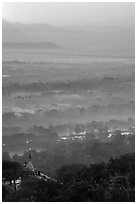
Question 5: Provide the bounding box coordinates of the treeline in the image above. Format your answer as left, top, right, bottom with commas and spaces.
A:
2, 118, 135, 136
2, 153, 135, 202
3, 76, 133, 95
3, 130, 135, 177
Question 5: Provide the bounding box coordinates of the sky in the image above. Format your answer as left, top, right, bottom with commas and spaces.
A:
2, 2, 135, 26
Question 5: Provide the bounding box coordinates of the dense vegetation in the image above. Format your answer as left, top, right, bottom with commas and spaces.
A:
3, 76, 134, 96
3, 129, 135, 177
2, 153, 135, 202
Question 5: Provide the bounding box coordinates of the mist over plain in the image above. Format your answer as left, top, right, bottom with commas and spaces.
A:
2, 19, 134, 156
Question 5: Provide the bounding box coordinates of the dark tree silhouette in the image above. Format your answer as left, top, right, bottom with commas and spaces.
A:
2, 160, 25, 190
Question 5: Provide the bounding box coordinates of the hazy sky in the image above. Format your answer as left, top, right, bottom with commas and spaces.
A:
2, 2, 135, 26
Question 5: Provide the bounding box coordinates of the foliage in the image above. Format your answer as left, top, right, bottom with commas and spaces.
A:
2, 152, 11, 161
5, 177, 61, 202
2, 184, 12, 201
56, 153, 135, 202
3, 153, 135, 202
2, 160, 27, 190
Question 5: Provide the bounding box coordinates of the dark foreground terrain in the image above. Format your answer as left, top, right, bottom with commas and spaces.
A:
2, 153, 135, 202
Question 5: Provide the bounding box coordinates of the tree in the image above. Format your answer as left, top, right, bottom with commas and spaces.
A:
2, 152, 11, 161
2, 160, 25, 190
2, 184, 12, 201
6, 177, 61, 202
57, 164, 87, 184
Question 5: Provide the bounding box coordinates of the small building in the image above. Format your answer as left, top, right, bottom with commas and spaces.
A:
26, 161, 35, 171
25, 152, 35, 172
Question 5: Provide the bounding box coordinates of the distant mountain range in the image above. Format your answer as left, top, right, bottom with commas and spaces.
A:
3, 19, 73, 33
3, 42, 63, 49
2, 19, 134, 56
2, 19, 82, 42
